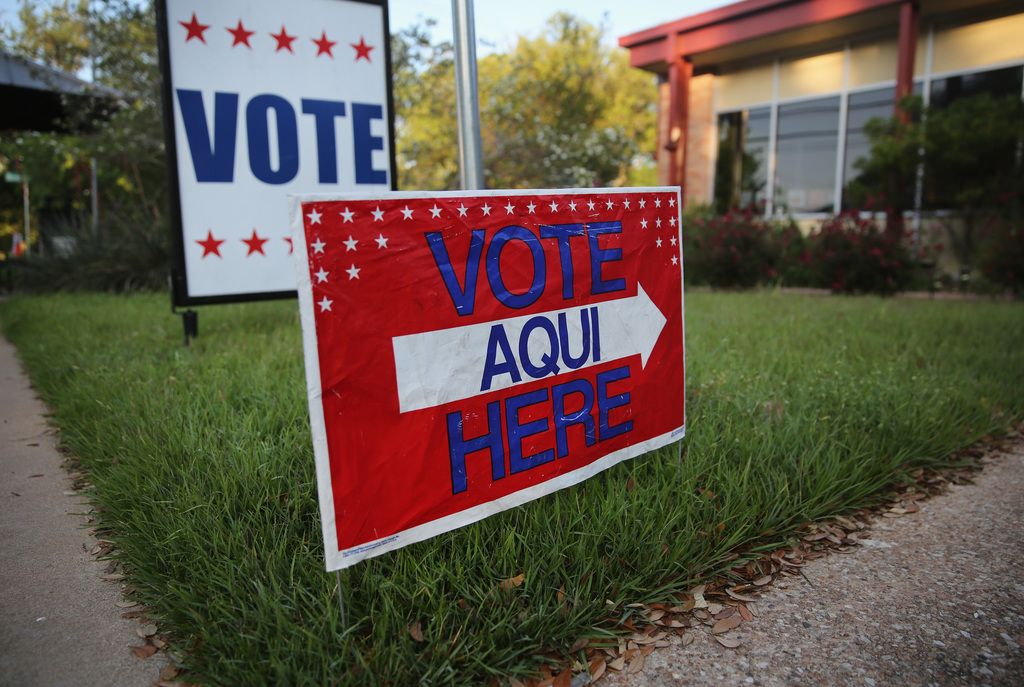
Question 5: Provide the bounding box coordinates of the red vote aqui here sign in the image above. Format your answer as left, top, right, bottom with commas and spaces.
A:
291, 188, 685, 570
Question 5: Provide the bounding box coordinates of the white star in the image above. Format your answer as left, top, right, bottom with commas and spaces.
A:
670, 235, 677, 246
670, 216, 677, 226
671, 255, 679, 265
307, 208, 322, 225
568, 200, 577, 212
527, 201, 536, 214
656, 237, 663, 247
587, 199, 596, 211
640, 218, 648, 229
314, 268, 329, 283
318, 296, 332, 312
481, 203, 492, 216
549, 200, 559, 212
605, 199, 614, 210
669, 197, 676, 207
371, 207, 384, 222
457, 203, 468, 217
656, 217, 662, 228
375, 233, 389, 249
655, 197, 662, 208
401, 206, 413, 220
429, 205, 442, 219
340, 208, 354, 223
346, 264, 361, 280
623, 199, 631, 209
311, 237, 326, 254
504, 201, 515, 214
639, 198, 647, 209
343, 236, 358, 251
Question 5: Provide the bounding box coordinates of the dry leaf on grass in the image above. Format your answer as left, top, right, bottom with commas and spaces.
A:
589, 656, 606, 681
715, 635, 742, 648
115, 600, 138, 609
130, 644, 157, 659
159, 665, 180, 681
726, 588, 759, 602
753, 575, 772, 586
499, 573, 525, 591
408, 621, 424, 642
608, 655, 626, 671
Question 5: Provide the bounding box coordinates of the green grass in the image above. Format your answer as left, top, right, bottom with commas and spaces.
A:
1, 292, 1022, 685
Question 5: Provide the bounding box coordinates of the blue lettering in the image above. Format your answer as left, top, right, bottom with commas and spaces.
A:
481, 324, 521, 391
352, 102, 388, 184
486, 225, 545, 309
426, 230, 484, 316
246, 94, 299, 184
519, 316, 560, 379
446, 402, 505, 495
506, 388, 554, 474
176, 89, 238, 182
539, 223, 585, 300
301, 98, 346, 184
557, 310, 591, 370
596, 365, 633, 440
551, 378, 596, 458
588, 221, 626, 295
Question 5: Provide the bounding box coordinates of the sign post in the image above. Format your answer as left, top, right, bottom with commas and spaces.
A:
155, 0, 396, 342
291, 187, 685, 570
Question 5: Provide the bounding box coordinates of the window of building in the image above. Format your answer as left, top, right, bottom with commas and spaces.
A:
713, 107, 770, 213
841, 87, 894, 209
929, 64, 1023, 107
774, 96, 840, 214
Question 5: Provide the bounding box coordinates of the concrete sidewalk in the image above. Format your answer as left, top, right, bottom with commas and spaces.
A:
606, 440, 1024, 686
0, 335, 163, 686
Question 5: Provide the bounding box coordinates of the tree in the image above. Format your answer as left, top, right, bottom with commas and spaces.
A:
393, 13, 656, 190
849, 93, 1024, 273
1, 0, 91, 74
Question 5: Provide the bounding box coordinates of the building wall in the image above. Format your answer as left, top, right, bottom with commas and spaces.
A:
684, 74, 715, 207
664, 9, 1024, 211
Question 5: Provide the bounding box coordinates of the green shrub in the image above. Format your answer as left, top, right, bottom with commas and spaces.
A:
805, 214, 911, 295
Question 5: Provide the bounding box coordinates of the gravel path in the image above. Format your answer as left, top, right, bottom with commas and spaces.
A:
606, 440, 1024, 687
0, 336, 164, 686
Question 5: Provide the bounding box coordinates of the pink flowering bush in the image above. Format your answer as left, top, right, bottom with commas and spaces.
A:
804, 214, 911, 294
683, 209, 780, 288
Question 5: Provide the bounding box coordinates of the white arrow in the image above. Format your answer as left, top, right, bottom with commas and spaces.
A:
391, 284, 666, 413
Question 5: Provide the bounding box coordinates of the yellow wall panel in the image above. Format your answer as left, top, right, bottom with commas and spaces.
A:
933, 13, 1024, 75
779, 50, 843, 99
850, 39, 897, 87
715, 63, 774, 111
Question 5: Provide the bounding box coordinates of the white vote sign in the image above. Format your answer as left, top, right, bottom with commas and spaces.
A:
158, 0, 394, 304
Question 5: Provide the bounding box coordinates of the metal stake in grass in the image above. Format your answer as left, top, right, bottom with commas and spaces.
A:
335, 569, 347, 629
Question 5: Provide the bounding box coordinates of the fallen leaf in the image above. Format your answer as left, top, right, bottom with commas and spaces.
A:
627, 652, 645, 674
408, 621, 424, 642
679, 632, 695, 647
499, 573, 525, 591
159, 665, 180, 681
711, 615, 742, 634
608, 655, 626, 671
151, 637, 167, 649
738, 604, 754, 622
556, 585, 565, 605
552, 669, 571, 687
115, 600, 138, 609
626, 478, 636, 492
647, 609, 665, 622
752, 575, 772, 586
714, 607, 737, 621
715, 635, 742, 648
589, 656, 606, 681
131, 644, 157, 659
706, 602, 724, 615
100, 573, 125, 581
136, 624, 158, 638
690, 585, 708, 609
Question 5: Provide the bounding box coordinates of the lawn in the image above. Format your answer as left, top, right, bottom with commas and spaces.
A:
1, 292, 1022, 686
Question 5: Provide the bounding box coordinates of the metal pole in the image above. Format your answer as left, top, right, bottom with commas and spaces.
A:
335, 569, 347, 629
90, 158, 99, 239
451, 0, 484, 190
